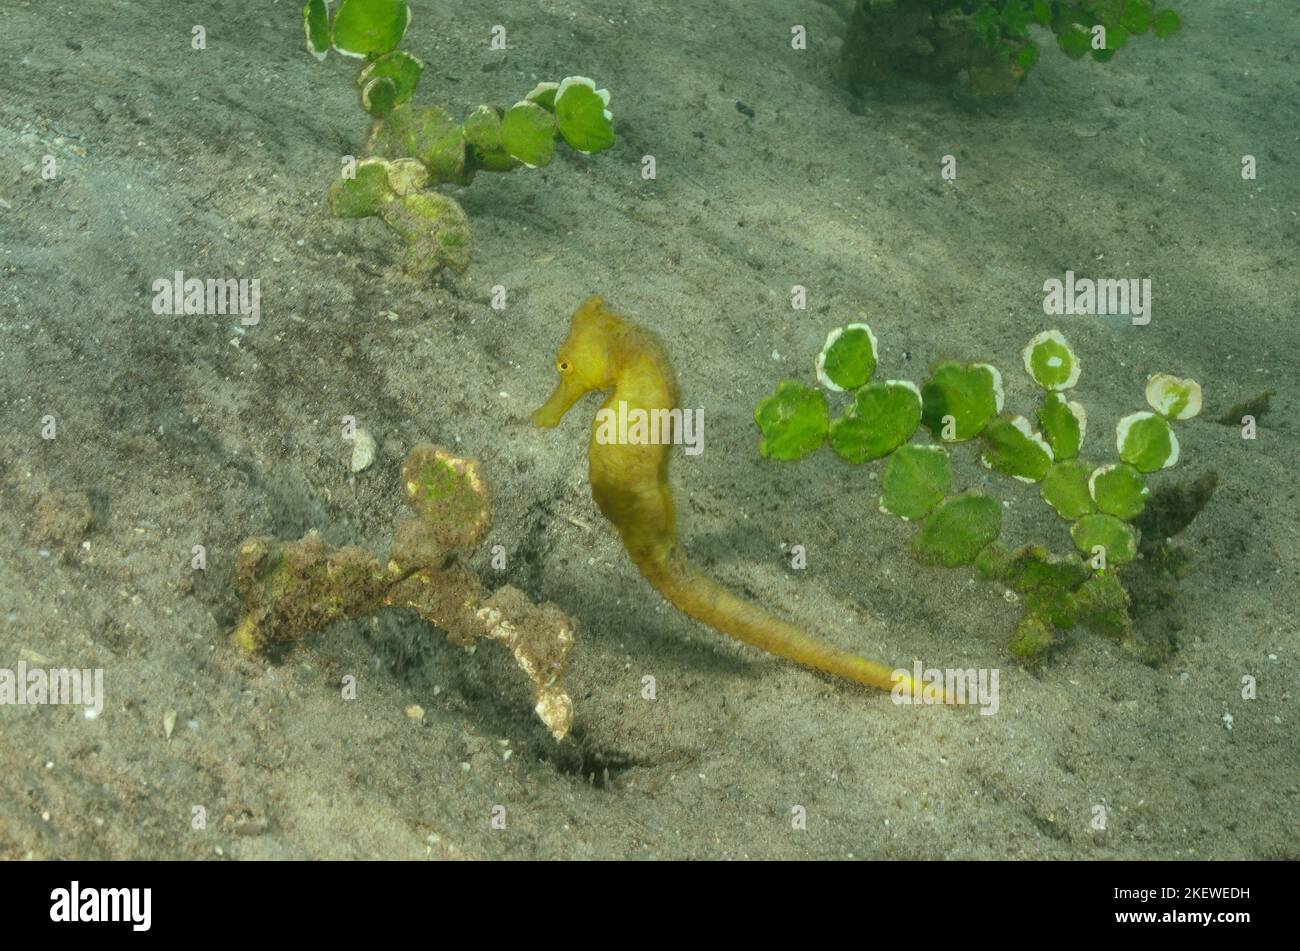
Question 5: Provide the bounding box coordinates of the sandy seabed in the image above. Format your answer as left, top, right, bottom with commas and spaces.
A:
0, 0, 1296, 859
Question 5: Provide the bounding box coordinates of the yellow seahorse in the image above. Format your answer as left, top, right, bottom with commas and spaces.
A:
532, 296, 937, 701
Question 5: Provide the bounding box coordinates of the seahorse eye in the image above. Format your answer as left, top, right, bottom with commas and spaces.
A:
557, 360, 572, 374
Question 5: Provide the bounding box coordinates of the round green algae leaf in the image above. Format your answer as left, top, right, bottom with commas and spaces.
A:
331, 0, 410, 58
1145, 373, 1202, 420
815, 324, 878, 392
553, 77, 615, 154
980, 415, 1054, 483
1117, 411, 1179, 472
358, 50, 424, 106
1021, 330, 1080, 391
361, 76, 398, 118
921, 362, 1003, 442
525, 82, 559, 111
303, 0, 331, 60
879, 444, 950, 521
1121, 0, 1155, 34
1071, 513, 1137, 565
828, 380, 921, 463
754, 380, 829, 461
1037, 392, 1086, 460
462, 105, 521, 172
1040, 459, 1096, 520
911, 492, 1003, 568
500, 101, 557, 168
1057, 23, 1091, 59
1089, 463, 1148, 520
1152, 9, 1182, 38
328, 159, 393, 217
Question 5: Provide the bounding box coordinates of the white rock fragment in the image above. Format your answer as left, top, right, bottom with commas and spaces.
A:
350, 428, 377, 473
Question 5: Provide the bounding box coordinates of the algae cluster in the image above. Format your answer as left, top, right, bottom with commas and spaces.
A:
755, 321, 1213, 662
842, 0, 1183, 99
305, 0, 616, 278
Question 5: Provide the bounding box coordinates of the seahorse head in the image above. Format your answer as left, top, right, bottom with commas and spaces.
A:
532, 296, 623, 427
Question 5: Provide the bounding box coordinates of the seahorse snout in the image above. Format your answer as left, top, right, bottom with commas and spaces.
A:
531, 374, 589, 428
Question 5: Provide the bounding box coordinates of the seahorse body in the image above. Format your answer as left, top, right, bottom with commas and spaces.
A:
533, 296, 930, 698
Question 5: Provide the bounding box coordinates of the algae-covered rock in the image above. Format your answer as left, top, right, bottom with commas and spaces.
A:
383, 157, 428, 197
879, 444, 950, 520
328, 158, 394, 217
233, 444, 577, 740
1073, 569, 1134, 644
379, 191, 473, 277
1010, 610, 1056, 660
1003, 545, 1089, 630
974, 540, 1012, 580
369, 104, 469, 185
912, 492, 1003, 567
400, 444, 490, 553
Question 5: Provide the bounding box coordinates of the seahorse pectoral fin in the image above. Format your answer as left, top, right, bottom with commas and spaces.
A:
531, 375, 589, 428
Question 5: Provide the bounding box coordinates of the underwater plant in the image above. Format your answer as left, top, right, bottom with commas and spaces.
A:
841, 0, 1184, 99
303, 0, 616, 278
754, 320, 1208, 661
232, 443, 576, 739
